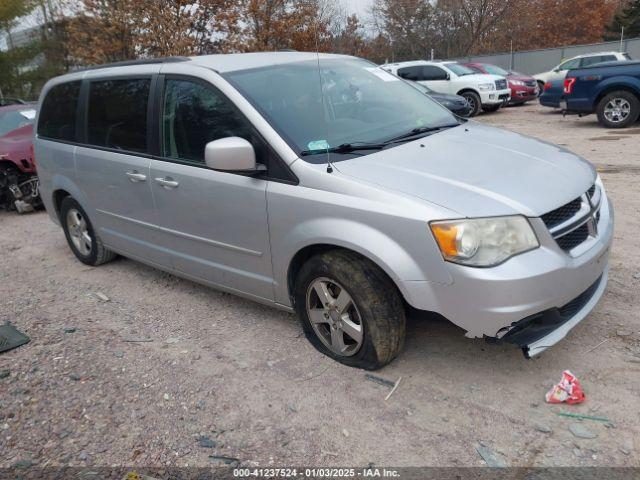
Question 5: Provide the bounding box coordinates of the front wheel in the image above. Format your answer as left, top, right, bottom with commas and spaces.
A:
294, 250, 406, 370
596, 91, 640, 128
460, 91, 481, 117
482, 104, 501, 113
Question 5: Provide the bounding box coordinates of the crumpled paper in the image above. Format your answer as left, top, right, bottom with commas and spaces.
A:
545, 370, 585, 404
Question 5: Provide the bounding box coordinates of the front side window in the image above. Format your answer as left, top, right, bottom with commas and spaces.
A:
559, 58, 580, 70
422, 66, 449, 80
0, 107, 36, 137
162, 79, 252, 163
37, 81, 81, 141
87, 78, 150, 153
225, 58, 457, 163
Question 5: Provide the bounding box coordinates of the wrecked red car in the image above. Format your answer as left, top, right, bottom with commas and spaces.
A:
0, 104, 41, 213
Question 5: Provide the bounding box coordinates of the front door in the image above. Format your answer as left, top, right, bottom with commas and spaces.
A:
150, 77, 274, 301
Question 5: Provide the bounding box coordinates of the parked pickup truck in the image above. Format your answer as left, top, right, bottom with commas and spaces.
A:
561, 60, 640, 128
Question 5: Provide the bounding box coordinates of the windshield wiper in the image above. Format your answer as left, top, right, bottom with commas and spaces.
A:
300, 142, 386, 156
383, 124, 459, 144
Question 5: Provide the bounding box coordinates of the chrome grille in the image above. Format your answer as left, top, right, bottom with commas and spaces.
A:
495, 79, 507, 90
542, 184, 601, 253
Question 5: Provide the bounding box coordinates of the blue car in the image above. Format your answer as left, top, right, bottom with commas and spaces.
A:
539, 79, 563, 108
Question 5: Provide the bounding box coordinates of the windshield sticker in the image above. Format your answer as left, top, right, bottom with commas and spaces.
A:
307, 140, 330, 151
365, 67, 399, 82
20, 110, 36, 120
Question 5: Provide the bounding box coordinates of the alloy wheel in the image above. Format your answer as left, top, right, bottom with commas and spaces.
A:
603, 98, 631, 124
66, 208, 92, 256
306, 277, 363, 357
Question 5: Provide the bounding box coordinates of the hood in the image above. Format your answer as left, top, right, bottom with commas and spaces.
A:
428, 92, 467, 104
334, 122, 595, 218
0, 124, 33, 163
507, 73, 535, 82
457, 73, 504, 84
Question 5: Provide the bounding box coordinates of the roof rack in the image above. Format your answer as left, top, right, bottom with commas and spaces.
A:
75, 56, 190, 72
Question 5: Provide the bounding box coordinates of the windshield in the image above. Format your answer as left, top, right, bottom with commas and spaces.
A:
445, 63, 477, 76
483, 65, 509, 76
224, 58, 457, 162
0, 107, 36, 137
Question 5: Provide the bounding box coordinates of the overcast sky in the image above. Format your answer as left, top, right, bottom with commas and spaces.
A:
341, 0, 375, 18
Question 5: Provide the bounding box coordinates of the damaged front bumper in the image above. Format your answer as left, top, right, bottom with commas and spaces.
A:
502, 268, 608, 357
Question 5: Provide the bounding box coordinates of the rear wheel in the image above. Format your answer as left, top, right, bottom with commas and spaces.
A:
460, 91, 481, 117
294, 250, 406, 370
596, 91, 640, 128
60, 197, 117, 266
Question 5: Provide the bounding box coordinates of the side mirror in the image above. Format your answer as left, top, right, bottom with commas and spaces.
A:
446, 73, 451, 80
204, 137, 265, 175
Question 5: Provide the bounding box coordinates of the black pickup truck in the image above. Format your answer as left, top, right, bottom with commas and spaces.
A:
561, 60, 640, 128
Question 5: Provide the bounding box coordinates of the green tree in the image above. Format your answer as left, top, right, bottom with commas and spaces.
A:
607, 0, 640, 38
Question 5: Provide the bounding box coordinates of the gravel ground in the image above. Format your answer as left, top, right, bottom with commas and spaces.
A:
1, 103, 639, 468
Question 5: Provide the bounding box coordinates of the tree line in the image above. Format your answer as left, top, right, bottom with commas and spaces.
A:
1, 0, 638, 100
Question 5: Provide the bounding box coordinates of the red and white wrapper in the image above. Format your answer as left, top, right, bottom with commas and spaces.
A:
545, 370, 585, 404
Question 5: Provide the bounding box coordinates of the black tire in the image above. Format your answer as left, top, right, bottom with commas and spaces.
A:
294, 249, 406, 370
60, 197, 117, 266
482, 104, 501, 113
460, 91, 481, 117
596, 90, 640, 129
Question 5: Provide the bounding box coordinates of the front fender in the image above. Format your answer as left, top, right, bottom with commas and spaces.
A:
272, 216, 454, 307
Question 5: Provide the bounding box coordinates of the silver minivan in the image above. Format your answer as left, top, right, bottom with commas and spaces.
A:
35, 53, 613, 370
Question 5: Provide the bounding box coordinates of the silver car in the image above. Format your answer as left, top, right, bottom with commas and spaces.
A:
34, 53, 613, 370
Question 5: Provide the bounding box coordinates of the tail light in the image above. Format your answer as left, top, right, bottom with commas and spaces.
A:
544, 82, 552, 91
563, 77, 577, 94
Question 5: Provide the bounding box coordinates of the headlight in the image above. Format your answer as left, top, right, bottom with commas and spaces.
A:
509, 80, 525, 86
478, 83, 494, 91
430, 216, 539, 267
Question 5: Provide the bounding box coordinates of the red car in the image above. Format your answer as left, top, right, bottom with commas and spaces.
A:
0, 104, 40, 213
464, 63, 538, 105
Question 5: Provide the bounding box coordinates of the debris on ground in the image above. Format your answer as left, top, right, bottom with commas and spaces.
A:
385, 377, 402, 401
365, 373, 396, 388
620, 439, 633, 455
475, 443, 507, 467
94, 292, 110, 302
0, 369, 10, 379
558, 412, 611, 423
568, 423, 598, 439
364, 373, 402, 400
342, 429, 349, 438
197, 436, 216, 448
63, 327, 77, 334
545, 370, 585, 404
208, 455, 240, 467
534, 423, 552, 434
0, 323, 30, 354
585, 339, 608, 353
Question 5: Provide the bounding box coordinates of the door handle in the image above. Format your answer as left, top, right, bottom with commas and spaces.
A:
154, 177, 179, 189
126, 171, 147, 182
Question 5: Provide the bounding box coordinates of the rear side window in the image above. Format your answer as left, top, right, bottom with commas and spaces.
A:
397, 66, 424, 81
38, 81, 81, 141
87, 78, 151, 153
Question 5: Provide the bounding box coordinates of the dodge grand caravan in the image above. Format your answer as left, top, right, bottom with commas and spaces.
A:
35, 53, 613, 370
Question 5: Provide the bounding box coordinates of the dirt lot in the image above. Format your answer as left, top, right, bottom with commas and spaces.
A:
1, 103, 639, 468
